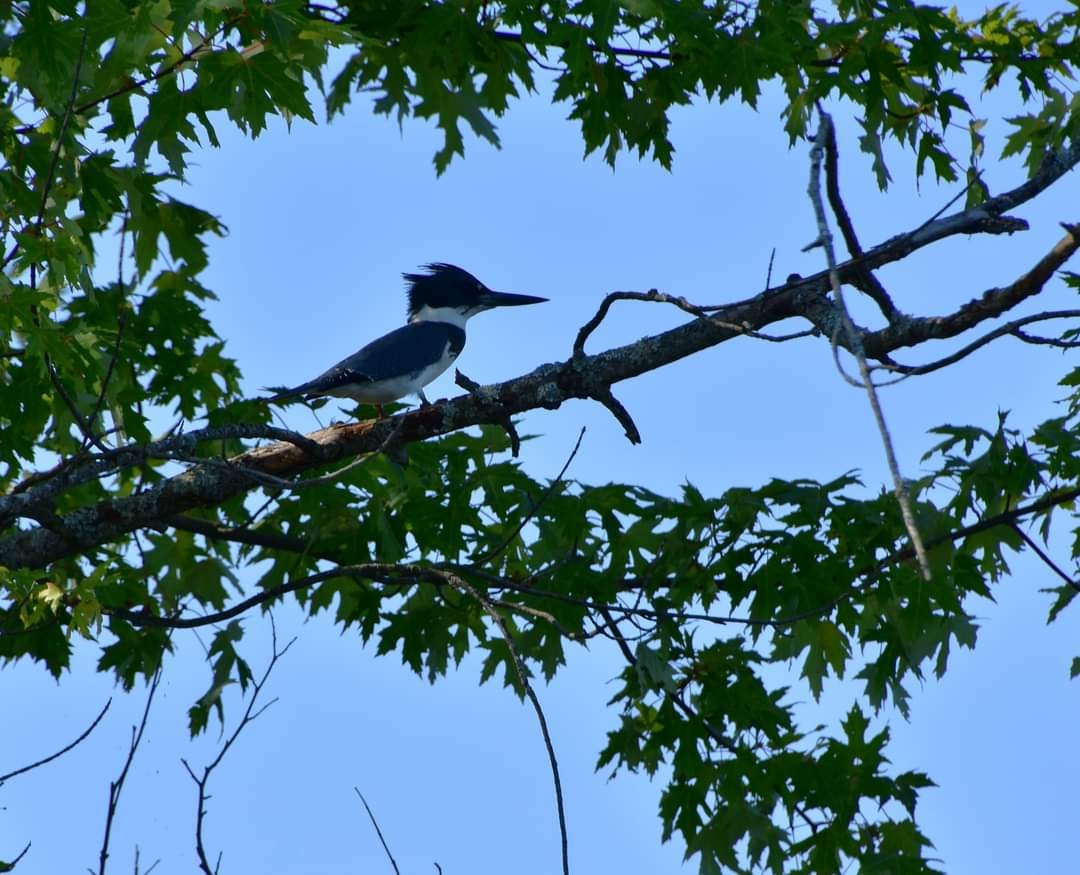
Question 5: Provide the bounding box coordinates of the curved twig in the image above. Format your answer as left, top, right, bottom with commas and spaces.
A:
354, 789, 402, 875
0, 699, 111, 785
2, 842, 31, 871
442, 574, 570, 875
874, 309, 1080, 376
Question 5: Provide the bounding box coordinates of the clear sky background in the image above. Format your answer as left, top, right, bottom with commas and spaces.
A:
4, 5, 1080, 873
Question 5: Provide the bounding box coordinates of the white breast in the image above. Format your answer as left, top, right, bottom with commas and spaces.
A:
329, 340, 460, 403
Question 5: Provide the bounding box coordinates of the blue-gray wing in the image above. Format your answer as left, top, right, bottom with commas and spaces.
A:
272, 322, 466, 399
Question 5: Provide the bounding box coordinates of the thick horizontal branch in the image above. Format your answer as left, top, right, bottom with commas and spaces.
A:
3, 143, 1079, 570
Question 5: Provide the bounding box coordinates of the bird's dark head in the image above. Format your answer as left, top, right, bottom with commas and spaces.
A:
404, 263, 547, 326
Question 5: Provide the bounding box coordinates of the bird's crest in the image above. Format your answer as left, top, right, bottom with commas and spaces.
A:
403, 263, 484, 319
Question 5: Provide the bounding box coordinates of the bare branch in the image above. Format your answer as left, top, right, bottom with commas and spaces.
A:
573, 288, 814, 358
0, 698, 112, 785
1011, 523, 1080, 593
876, 309, 1080, 376
2, 842, 31, 871
182, 617, 295, 875
822, 120, 899, 321
440, 574, 570, 875
353, 789, 402, 875
97, 669, 162, 875
862, 224, 1080, 359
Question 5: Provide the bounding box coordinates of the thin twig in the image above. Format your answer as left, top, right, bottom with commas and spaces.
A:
471, 427, 586, 567
84, 210, 132, 450
353, 789, 402, 875
573, 289, 815, 357
25, 28, 109, 454
1011, 523, 1080, 592
822, 120, 899, 320
807, 112, 931, 580
455, 369, 521, 455
874, 309, 1080, 376
182, 615, 295, 875
598, 607, 737, 753
97, 669, 162, 875
13, 18, 242, 138
442, 573, 570, 875
3, 843, 31, 871
0, 699, 112, 785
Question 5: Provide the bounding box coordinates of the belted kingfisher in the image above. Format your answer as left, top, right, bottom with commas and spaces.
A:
267, 264, 547, 417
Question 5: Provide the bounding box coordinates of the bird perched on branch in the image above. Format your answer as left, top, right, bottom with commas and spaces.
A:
267, 263, 547, 418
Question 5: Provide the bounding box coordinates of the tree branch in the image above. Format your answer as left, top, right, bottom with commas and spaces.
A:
440, 573, 570, 875
822, 119, 899, 321
875, 309, 1080, 376
0, 699, 111, 785
182, 617, 295, 875
3, 138, 1079, 570
97, 669, 162, 875
353, 789, 402, 875
807, 112, 931, 580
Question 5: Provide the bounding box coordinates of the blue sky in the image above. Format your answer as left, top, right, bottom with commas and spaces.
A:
5, 16, 1080, 874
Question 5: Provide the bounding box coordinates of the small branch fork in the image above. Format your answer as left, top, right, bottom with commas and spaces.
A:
181, 616, 296, 875
97, 669, 162, 875
806, 112, 931, 579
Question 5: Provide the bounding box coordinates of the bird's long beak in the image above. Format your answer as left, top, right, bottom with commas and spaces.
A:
479, 289, 549, 308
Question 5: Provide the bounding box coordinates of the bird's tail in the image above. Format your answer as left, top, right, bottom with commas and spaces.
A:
264, 385, 307, 403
